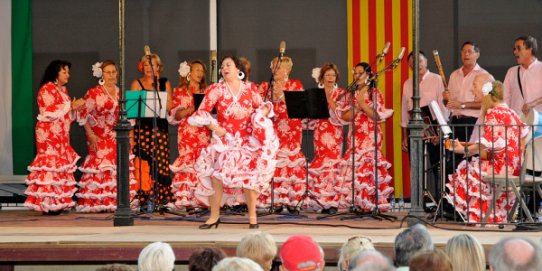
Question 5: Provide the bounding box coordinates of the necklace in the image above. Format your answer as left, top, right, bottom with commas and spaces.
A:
225, 81, 242, 101
102, 85, 117, 101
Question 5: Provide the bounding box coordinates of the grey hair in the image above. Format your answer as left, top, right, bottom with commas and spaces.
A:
212, 257, 264, 271
348, 250, 393, 271
394, 224, 434, 266
489, 237, 542, 271
137, 242, 176, 271
338, 236, 375, 271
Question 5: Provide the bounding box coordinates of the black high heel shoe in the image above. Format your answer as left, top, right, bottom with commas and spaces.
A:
199, 218, 220, 229
249, 223, 259, 229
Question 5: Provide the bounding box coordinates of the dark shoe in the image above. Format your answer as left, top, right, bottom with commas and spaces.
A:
273, 206, 283, 214
249, 223, 259, 229
43, 210, 62, 216
321, 208, 329, 214
199, 218, 220, 229
328, 207, 338, 215
287, 206, 299, 214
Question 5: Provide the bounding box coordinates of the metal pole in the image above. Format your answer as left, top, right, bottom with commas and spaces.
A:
114, 0, 134, 226
407, 0, 425, 226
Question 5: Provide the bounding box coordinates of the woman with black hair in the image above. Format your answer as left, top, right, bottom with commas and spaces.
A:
24, 60, 85, 214
335, 62, 395, 212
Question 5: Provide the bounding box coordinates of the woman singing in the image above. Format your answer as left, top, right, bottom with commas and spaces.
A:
130, 53, 174, 211
308, 63, 346, 214
335, 62, 394, 211
76, 60, 137, 212
24, 60, 85, 214
188, 55, 278, 229
168, 60, 210, 211
257, 56, 306, 213
446, 80, 527, 223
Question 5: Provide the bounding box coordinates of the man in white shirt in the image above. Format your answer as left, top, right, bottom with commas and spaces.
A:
444, 41, 488, 143
401, 51, 447, 203
503, 35, 542, 116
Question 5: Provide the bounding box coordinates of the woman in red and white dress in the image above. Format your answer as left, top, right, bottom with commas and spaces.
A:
308, 63, 346, 214
76, 60, 137, 212
188, 55, 278, 229
24, 60, 85, 214
446, 80, 527, 223
168, 60, 210, 211
335, 62, 394, 211
257, 56, 307, 213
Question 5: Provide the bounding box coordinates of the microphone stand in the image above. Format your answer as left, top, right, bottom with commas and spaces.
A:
258, 55, 283, 217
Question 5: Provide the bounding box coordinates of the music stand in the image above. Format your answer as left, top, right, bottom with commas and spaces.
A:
284, 88, 329, 214
126, 90, 171, 215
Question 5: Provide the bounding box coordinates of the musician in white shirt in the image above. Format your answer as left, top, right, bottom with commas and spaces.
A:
503, 35, 542, 116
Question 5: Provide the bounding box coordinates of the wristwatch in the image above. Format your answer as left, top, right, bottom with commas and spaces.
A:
461, 103, 466, 109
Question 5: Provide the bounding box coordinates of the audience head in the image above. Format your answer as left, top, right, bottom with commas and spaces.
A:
338, 236, 375, 271
461, 41, 481, 67
445, 234, 485, 271
279, 235, 324, 271
394, 224, 434, 266
95, 264, 134, 271
41, 59, 72, 86
237, 231, 277, 271
489, 237, 542, 271
189, 247, 227, 271
349, 250, 394, 271
409, 249, 452, 271
137, 241, 175, 271
212, 257, 263, 271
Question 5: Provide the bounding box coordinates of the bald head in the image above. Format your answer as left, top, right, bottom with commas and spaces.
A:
489, 237, 542, 271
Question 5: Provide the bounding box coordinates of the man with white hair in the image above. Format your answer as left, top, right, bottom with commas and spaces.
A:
489, 237, 542, 271
348, 250, 394, 271
394, 224, 434, 270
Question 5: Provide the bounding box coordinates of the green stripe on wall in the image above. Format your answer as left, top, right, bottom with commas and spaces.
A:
11, 0, 33, 174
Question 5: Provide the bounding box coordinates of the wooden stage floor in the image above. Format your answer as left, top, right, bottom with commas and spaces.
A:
0, 208, 541, 269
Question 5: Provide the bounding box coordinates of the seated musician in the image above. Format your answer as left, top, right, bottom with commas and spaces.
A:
445, 80, 528, 223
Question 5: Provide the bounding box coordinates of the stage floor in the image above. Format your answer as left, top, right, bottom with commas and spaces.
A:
0, 208, 540, 269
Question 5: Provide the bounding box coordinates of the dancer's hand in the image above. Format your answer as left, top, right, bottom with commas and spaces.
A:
71, 97, 85, 111
87, 132, 101, 152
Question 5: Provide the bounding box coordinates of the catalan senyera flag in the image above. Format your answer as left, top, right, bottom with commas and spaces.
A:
347, 0, 412, 198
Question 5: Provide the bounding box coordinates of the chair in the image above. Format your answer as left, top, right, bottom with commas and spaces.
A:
482, 116, 542, 224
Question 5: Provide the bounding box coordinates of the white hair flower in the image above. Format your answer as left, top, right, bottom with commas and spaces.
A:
311, 67, 321, 83
482, 82, 493, 95
178, 61, 190, 77
92, 62, 103, 78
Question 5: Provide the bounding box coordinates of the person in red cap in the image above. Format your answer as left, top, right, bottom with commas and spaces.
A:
279, 235, 324, 271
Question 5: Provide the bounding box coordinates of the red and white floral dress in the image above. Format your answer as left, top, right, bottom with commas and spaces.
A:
446, 104, 527, 223
188, 81, 278, 206
168, 85, 210, 209
76, 85, 138, 212
257, 80, 307, 208
24, 82, 80, 213
335, 89, 394, 211
308, 87, 347, 210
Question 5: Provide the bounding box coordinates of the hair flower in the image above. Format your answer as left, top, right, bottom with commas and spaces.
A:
311, 67, 321, 83
178, 61, 190, 77
92, 62, 103, 78
482, 82, 493, 96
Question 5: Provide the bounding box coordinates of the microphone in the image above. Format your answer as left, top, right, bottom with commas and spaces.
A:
392, 47, 406, 67
144, 45, 151, 56
279, 41, 286, 60
377, 41, 391, 63
210, 50, 217, 83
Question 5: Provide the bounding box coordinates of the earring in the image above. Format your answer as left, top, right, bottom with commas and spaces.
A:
99, 78, 105, 86
285, 75, 289, 82
54, 79, 58, 85
238, 71, 245, 80
318, 83, 324, 89
333, 83, 338, 89
186, 72, 191, 82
